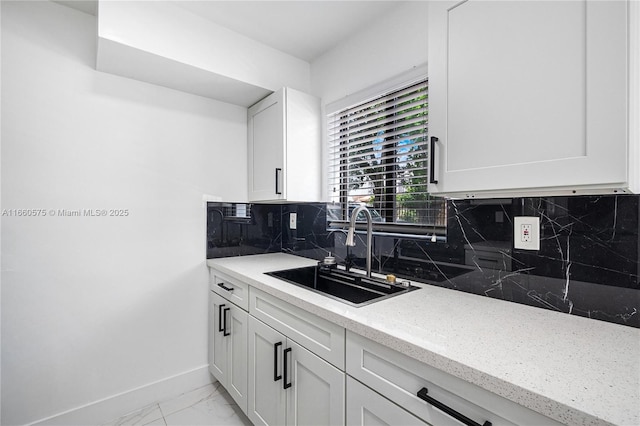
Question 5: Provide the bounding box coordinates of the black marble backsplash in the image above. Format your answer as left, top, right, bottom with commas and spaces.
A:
207, 195, 639, 328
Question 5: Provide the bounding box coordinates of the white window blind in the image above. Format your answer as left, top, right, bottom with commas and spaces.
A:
328, 79, 446, 231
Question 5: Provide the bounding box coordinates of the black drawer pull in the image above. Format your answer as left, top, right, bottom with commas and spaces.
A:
273, 342, 282, 382
275, 168, 282, 195
218, 282, 234, 292
283, 347, 292, 389
417, 387, 492, 426
222, 307, 230, 336
429, 136, 439, 184
218, 304, 226, 333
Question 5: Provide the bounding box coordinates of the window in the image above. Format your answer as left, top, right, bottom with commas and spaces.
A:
327, 79, 445, 235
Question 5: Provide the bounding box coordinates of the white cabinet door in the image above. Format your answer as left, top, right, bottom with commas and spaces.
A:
248, 89, 285, 201
346, 377, 427, 426
209, 292, 227, 384
248, 316, 346, 426
208, 292, 249, 413
227, 303, 249, 413
428, 0, 629, 197
286, 339, 345, 426
247, 87, 322, 202
248, 316, 287, 426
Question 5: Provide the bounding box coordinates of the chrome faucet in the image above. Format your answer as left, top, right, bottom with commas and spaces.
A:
345, 205, 373, 278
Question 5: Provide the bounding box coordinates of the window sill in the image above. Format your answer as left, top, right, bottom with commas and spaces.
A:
327, 221, 445, 241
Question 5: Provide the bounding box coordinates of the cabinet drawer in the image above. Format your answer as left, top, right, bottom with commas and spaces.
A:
346, 331, 561, 426
250, 287, 345, 370
346, 376, 427, 426
210, 269, 249, 311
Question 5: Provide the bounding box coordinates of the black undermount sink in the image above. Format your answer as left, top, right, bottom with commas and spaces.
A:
266, 265, 419, 306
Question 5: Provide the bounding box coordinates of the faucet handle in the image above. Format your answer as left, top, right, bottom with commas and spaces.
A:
343, 254, 356, 272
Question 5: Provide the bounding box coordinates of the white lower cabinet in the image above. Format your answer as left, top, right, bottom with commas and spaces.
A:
208, 266, 562, 426
346, 376, 427, 426
208, 291, 248, 413
247, 315, 345, 426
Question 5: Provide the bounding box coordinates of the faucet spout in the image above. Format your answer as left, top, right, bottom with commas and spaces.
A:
345, 205, 373, 278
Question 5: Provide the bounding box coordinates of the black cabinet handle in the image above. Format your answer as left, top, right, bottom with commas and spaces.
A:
429, 136, 439, 184
275, 168, 282, 195
222, 307, 230, 336
218, 304, 226, 333
217, 282, 234, 292
273, 342, 282, 382
283, 347, 292, 389
417, 388, 491, 426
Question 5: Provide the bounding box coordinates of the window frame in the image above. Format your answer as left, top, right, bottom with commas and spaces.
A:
325, 69, 446, 238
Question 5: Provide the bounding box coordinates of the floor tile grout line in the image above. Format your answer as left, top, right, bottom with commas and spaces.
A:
156, 403, 167, 426
158, 400, 167, 420
159, 383, 221, 418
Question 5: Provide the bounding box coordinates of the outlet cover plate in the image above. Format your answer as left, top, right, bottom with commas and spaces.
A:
514, 216, 540, 250
289, 212, 297, 230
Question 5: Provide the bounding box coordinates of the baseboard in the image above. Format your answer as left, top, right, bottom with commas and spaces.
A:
30, 365, 214, 426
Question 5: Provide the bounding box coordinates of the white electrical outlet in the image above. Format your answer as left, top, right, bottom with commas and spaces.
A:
514, 216, 540, 250
289, 212, 297, 230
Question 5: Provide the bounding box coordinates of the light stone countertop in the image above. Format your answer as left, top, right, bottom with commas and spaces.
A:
207, 253, 640, 426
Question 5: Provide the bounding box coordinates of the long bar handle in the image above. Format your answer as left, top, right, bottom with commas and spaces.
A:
217, 282, 234, 292
417, 388, 491, 426
273, 342, 282, 382
430, 136, 439, 184
218, 304, 226, 333
222, 307, 230, 336
283, 347, 292, 389
275, 168, 282, 195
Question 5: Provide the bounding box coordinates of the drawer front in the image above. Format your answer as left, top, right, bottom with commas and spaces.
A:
346, 331, 561, 426
346, 376, 428, 426
210, 269, 250, 311
250, 287, 345, 370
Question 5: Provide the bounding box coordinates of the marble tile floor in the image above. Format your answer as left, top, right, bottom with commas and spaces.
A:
102, 382, 253, 426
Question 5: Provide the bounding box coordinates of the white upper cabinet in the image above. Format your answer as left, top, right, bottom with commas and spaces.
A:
427, 0, 639, 198
247, 88, 322, 202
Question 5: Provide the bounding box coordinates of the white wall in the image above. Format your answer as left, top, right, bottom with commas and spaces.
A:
0, 1, 3, 422
310, 1, 429, 200
1, 2, 247, 424
311, 1, 429, 106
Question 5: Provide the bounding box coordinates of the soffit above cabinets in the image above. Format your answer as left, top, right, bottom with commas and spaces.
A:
61, 0, 403, 106
95, 0, 308, 107
96, 37, 273, 107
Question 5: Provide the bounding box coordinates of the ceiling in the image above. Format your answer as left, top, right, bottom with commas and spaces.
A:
54, 0, 403, 62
